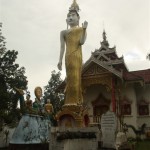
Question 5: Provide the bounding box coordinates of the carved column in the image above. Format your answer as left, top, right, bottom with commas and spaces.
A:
111, 77, 116, 112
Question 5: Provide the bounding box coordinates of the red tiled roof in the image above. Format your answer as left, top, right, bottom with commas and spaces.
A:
123, 69, 150, 83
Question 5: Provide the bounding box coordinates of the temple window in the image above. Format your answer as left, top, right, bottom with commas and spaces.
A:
138, 99, 149, 116
121, 97, 132, 115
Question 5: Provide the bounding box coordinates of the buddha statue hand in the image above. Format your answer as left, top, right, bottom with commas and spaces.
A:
57, 61, 62, 70
82, 21, 88, 29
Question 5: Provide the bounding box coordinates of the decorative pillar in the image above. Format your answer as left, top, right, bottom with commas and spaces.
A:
112, 77, 116, 112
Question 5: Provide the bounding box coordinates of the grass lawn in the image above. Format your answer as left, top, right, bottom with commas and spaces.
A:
135, 140, 150, 150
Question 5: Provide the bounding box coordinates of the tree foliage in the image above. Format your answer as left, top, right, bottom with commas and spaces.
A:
0, 23, 28, 125
146, 53, 150, 60
44, 70, 64, 114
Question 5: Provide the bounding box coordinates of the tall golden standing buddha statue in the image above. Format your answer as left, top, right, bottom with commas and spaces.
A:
57, 0, 88, 106
57, 0, 88, 127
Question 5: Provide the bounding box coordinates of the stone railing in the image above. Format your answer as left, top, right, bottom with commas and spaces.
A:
88, 115, 101, 126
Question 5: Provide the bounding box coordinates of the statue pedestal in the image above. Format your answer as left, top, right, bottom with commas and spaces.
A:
9, 114, 50, 150
56, 104, 89, 127
49, 127, 99, 150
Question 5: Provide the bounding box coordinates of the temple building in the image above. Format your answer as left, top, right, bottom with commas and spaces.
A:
58, 30, 150, 136
82, 30, 150, 131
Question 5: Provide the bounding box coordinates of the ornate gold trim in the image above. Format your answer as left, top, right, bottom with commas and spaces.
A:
82, 75, 112, 90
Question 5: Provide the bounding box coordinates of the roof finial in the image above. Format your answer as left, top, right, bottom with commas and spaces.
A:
103, 29, 107, 41
69, 0, 80, 13
101, 29, 109, 47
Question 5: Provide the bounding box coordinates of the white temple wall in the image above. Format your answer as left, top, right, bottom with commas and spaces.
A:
119, 84, 138, 137
83, 82, 150, 135
137, 116, 150, 128
120, 84, 138, 126
121, 84, 138, 116
135, 84, 150, 128
119, 83, 150, 137
135, 84, 150, 102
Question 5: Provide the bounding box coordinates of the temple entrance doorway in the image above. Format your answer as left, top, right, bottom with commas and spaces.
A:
92, 93, 110, 124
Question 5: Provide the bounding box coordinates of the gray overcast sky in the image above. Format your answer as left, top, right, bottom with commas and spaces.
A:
1, 0, 150, 98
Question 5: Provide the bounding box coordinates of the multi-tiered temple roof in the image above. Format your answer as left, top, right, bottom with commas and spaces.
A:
58, 31, 150, 91
82, 30, 150, 85
82, 30, 128, 79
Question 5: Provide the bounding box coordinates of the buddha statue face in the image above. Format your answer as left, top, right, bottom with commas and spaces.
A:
66, 10, 80, 27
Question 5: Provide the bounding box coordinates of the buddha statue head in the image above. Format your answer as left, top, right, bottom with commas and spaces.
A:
66, 0, 80, 28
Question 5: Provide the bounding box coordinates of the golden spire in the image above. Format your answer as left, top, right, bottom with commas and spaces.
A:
69, 0, 80, 12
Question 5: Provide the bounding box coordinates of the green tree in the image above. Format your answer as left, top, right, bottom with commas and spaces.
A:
0, 23, 28, 125
44, 70, 64, 114
146, 53, 150, 60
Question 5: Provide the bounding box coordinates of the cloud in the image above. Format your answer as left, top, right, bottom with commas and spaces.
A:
1, 0, 150, 97
124, 48, 144, 61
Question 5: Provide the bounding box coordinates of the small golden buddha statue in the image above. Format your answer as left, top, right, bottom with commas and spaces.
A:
25, 94, 32, 108
45, 99, 54, 114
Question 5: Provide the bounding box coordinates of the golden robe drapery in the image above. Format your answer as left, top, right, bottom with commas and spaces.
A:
65, 27, 83, 105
